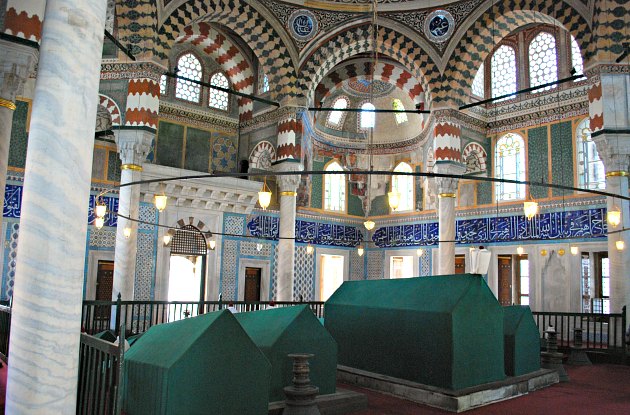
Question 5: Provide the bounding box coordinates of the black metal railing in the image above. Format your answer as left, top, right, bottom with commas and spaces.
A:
77, 330, 124, 415
81, 297, 325, 336
532, 306, 627, 351
0, 304, 11, 361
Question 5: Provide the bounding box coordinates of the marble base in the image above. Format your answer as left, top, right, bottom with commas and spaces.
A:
337, 365, 559, 413
268, 389, 368, 415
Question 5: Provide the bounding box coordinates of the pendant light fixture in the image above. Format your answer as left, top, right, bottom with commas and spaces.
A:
258, 177, 272, 210
363, 219, 375, 231
416, 248, 424, 257
306, 244, 314, 254
607, 205, 621, 227
357, 246, 365, 257
388, 189, 401, 211
570, 246, 579, 255
154, 182, 168, 212
516, 246, 524, 255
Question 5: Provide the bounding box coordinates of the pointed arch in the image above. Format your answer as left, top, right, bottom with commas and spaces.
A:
324, 160, 346, 213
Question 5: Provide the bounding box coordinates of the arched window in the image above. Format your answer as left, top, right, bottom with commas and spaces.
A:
571, 35, 584, 76
392, 99, 407, 125
576, 119, 605, 190
175, 53, 202, 103
491, 45, 516, 101
327, 97, 348, 128
209, 72, 229, 110
392, 162, 414, 212
472, 63, 485, 98
262, 74, 269, 93
160, 74, 168, 96
495, 133, 526, 201
324, 160, 345, 212
529, 32, 558, 92
360, 102, 375, 130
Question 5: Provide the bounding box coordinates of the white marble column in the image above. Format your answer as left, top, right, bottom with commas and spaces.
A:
605, 172, 630, 313
6, 1, 107, 413
435, 167, 465, 275
0, 42, 35, 232
113, 130, 152, 301
275, 164, 302, 301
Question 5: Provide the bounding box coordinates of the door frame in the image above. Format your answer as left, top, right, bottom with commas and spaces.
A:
314, 247, 349, 301
86, 250, 115, 300
238, 258, 270, 301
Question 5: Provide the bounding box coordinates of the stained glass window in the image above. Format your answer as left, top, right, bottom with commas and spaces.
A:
175, 53, 202, 103
327, 97, 348, 128
472, 63, 484, 97
491, 45, 516, 101
324, 160, 345, 212
495, 133, 526, 201
529, 32, 558, 92
360, 102, 375, 130
392, 162, 414, 212
392, 99, 407, 125
571, 35, 584, 77
209, 72, 229, 111
160, 74, 168, 96
576, 118, 605, 190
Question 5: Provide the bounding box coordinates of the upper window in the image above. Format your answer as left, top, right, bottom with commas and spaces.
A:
324, 160, 346, 212
209, 72, 229, 111
175, 53, 202, 103
472, 63, 485, 98
529, 32, 558, 92
495, 133, 526, 201
327, 97, 349, 129
260, 73, 269, 94
392, 162, 414, 212
571, 35, 584, 76
491, 45, 517, 101
576, 118, 605, 190
360, 102, 375, 130
160, 74, 168, 96
392, 99, 408, 125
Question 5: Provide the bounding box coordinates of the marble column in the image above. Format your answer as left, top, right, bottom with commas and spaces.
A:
275, 164, 302, 301
112, 130, 153, 302
6, 1, 107, 413
0, 41, 36, 232
435, 173, 463, 275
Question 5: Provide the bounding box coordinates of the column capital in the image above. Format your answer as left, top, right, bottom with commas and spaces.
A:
434, 162, 466, 195
274, 162, 303, 193
592, 132, 630, 174
0, 39, 37, 101
115, 129, 154, 167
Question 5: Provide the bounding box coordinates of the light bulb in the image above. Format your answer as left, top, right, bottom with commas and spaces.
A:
570, 246, 579, 255
95, 203, 107, 218
357, 246, 364, 257
607, 207, 621, 227
208, 240, 216, 250
154, 194, 168, 212
123, 227, 131, 239
94, 217, 105, 229
258, 190, 272, 210
306, 244, 314, 254
517, 246, 524, 255
364, 219, 375, 231
540, 249, 547, 256
523, 201, 538, 220
558, 248, 565, 256
616, 240, 625, 251
256, 243, 263, 252
388, 190, 401, 211
417, 248, 424, 257
163, 234, 172, 246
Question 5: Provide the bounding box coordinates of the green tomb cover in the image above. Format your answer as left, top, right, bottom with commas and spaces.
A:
325, 274, 505, 390
235, 305, 337, 402
93, 330, 116, 343
503, 305, 541, 376
122, 310, 271, 415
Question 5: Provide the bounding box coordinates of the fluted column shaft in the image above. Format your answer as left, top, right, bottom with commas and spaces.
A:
275, 166, 302, 301
6, 1, 107, 413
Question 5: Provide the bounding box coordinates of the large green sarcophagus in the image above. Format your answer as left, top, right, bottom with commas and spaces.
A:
325, 274, 505, 390
503, 305, 541, 376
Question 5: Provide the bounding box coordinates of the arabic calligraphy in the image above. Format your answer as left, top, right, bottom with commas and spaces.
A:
247, 216, 363, 247
293, 16, 313, 37
288, 10, 318, 42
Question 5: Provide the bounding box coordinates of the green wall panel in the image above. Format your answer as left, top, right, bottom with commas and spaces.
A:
311, 160, 325, 209
477, 139, 492, 205
527, 127, 549, 200
107, 150, 122, 182
551, 121, 574, 197
9, 100, 29, 169
348, 194, 363, 216
185, 127, 211, 172
156, 121, 184, 169
369, 195, 389, 216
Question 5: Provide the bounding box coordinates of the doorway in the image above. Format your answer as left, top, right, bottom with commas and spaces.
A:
498, 255, 513, 305
319, 254, 344, 301
455, 255, 466, 274
95, 261, 114, 320
244, 267, 262, 301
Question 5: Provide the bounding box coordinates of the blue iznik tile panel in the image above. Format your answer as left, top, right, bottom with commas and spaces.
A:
367, 250, 384, 280
293, 245, 314, 301
247, 216, 363, 247
373, 208, 606, 248
3, 223, 19, 300
350, 250, 365, 281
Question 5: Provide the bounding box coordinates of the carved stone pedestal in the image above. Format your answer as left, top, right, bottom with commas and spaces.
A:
283, 353, 321, 415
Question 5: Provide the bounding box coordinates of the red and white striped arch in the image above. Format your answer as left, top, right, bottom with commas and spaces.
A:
176, 22, 255, 121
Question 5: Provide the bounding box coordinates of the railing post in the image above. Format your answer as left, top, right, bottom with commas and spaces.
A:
114, 293, 122, 337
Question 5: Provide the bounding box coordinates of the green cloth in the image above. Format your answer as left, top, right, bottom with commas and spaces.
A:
503, 305, 541, 376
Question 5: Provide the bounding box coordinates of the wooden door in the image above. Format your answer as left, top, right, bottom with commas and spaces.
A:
244, 267, 261, 301
95, 261, 114, 319
498, 255, 513, 306
455, 255, 466, 274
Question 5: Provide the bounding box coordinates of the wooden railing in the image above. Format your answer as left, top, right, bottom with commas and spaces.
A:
532, 306, 627, 351
76, 330, 124, 415
81, 296, 326, 336
0, 305, 11, 361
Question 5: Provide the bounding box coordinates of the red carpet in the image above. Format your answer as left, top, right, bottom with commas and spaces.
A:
342, 364, 630, 414
0, 363, 628, 413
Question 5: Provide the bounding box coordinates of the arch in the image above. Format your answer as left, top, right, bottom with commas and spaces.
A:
249, 141, 276, 170
300, 23, 439, 107
528, 31, 558, 92
391, 161, 414, 212
441, 2, 593, 105
392, 99, 407, 125
209, 71, 230, 111
170, 224, 208, 256
359, 102, 375, 130
98, 94, 121, 126
495, 133, 526, 202
176, 22, 254, 119
157, 0, 298, 99
324, 160, 346, 213
326, 96, 350, 129
175, 51, 203, 103
314, 60, 424, 107
462, 142, 488, 174
576, 118, 605, 190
